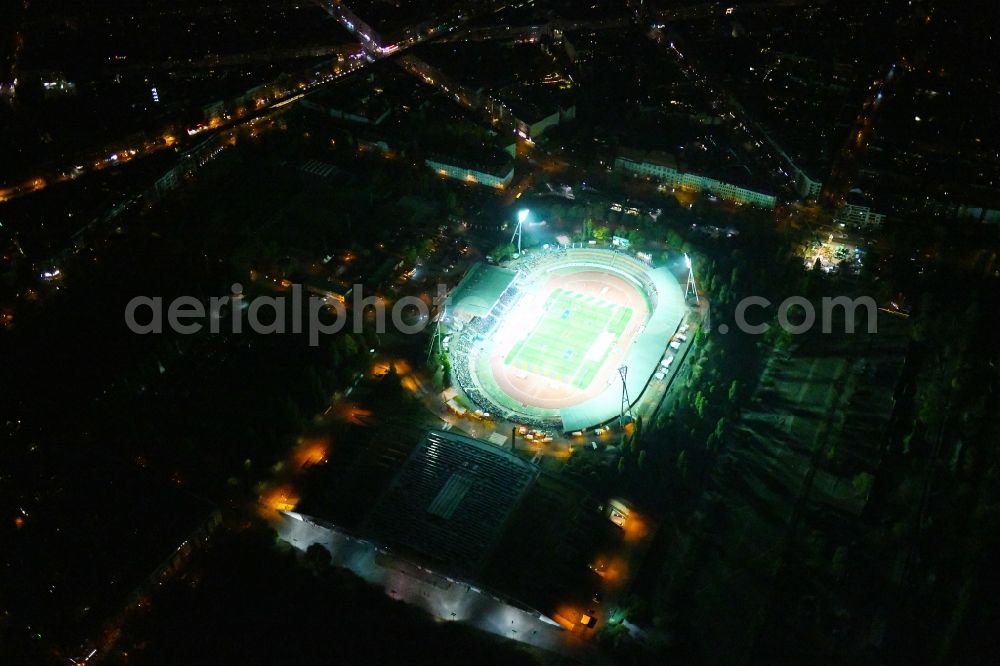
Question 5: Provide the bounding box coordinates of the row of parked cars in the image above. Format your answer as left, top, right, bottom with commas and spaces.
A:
654, 322, 691, 381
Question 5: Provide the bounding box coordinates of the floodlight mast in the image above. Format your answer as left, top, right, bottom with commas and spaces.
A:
511, 209, 528, 254
684, 253, 700, 304
619, 366, 632, 428
427, 304, 446, 363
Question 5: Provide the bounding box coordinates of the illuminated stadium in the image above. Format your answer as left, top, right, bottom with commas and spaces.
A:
447, 248, 687, 432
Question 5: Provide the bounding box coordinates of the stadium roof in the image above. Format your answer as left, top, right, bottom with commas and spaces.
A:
362, 430, 538, 579
449, 262, 516, 320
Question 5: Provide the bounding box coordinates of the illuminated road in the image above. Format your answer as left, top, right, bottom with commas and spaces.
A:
2, 0, 488, 205
273, 511, 606, 662
0, 49, 370, 206
822, 63, 899, 205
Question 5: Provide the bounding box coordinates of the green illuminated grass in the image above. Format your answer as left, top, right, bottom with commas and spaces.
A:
504, 288, 632, 390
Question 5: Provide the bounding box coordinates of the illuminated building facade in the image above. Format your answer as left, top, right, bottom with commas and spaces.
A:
426, 156, 514, 189
615, 149, 777, 209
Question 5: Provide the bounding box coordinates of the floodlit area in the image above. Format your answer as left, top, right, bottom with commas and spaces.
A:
801, 232, 865, 274
274, 511, 593, 657
447, 248, 687, 431
503, 288, 633, 390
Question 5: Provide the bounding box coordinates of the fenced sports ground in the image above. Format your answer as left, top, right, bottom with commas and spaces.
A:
448, 248, 687, 431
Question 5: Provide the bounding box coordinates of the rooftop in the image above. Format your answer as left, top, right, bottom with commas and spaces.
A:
361, 430, 538, 578
339, 0, 485, 42
448, 262, 517, 320
617, 147, 678, 170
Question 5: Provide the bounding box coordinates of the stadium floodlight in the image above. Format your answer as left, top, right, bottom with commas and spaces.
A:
618, 365, 632, 428
512, 209, 529, 254
684, 253, 700, 304
427, 303, 446, 363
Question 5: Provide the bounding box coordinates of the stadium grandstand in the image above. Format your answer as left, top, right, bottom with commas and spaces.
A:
274, 429, 625, 646
448, 262, 518, 322
362, 430, 539, 579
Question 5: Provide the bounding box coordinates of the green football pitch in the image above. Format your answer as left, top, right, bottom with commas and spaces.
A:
503, 288, 633, 390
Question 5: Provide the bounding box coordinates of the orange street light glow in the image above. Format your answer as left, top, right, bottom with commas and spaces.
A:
262, 485, 299, 513
553, 606, 579, 631
622, 511, 649, 540
293, 438, 329, 469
